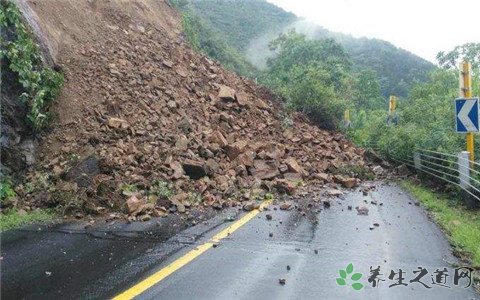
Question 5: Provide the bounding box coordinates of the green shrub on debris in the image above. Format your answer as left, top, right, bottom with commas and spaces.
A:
0, 0, 63, 131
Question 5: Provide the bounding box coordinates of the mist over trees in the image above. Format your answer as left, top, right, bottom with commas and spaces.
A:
188, 0, 434, 98
172, 0, 480, 160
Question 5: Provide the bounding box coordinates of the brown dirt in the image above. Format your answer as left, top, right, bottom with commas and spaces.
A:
14, 0, 367, 219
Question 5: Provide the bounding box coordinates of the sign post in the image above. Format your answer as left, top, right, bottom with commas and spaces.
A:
387, 95, 397, 125
344, 109, 351, 128
460, 61, 475, 162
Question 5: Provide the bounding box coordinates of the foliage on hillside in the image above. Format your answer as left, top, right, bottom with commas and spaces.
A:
349, 43, 480, 161
171, 0, 256, 77
262, 32, 351, 129
260, 31, 386, 129
437, 43, 480, 70
189, 0, 296, 53
187, 0, 435, 97
0, 0, 63, 131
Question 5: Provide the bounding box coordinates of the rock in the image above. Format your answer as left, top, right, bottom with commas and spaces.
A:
243, 202, 256, 211
266, 214, 273, 220
314, 173, 329, 182
372, 165, 384, 175
284, 157, 306, 176
225, 140, 248, 160
126, 195, 145, 214
396, 164, 409, 175
162, 60, 174, 68
356, 206, 369, 216
279, 202, 292, 210
218, 85, 236, 101
279, 278, 286, 285
205, 159, 220, 176
335, 175, 358, 188
167, 101, 177, 109
323, 200, 331, 208
325, 189, 343, 197
175, 135, 189, 151
236, 151, 256, 167
182, 159, 207, 180
269, 232, 273, 237
274, 179, 297, 195
107, 117, 128, 129
261, 143, 285, 160
140, 214, 152, 222
234, 164, 247, 176
63, 155, 100, 188
170, 193, 188, 213
170, 161, 184, 179
235, 91, 249, 107
209, 130, 228, 147
251, 160, 280, 180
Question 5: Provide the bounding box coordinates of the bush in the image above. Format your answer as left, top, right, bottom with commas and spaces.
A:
1, 0, 63, 131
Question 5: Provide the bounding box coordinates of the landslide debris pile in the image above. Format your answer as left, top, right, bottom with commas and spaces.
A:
15, 0, 366, 219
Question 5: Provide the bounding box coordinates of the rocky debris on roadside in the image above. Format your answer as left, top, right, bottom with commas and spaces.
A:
356, 206, 369, 216
16, 1, 368, 220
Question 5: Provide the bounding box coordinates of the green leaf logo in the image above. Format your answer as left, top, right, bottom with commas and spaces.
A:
335, 263, 364, 291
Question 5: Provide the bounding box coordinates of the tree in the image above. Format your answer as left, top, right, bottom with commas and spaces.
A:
351, 69, 384, 110
437, 43, 480, 71
263, 31, 351, 129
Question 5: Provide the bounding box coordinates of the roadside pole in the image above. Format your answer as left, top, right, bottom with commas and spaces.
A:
389, 95, 396, 115
344, 109, 351, 128
387, 95, 396, 125
460, 61, 474, 162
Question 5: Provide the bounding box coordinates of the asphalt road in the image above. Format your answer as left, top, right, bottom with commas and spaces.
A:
2, 182, 479, 299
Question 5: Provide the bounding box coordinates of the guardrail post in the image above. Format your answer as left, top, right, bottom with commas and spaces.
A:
458, 151, 470, 189
413, 152, 421, 170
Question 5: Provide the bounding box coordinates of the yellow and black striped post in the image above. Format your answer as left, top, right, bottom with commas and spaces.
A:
460, 61, 474, 162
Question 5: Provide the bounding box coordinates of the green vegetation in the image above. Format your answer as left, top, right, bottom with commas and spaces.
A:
171, 0, 256, 77
186, 0, 434, 97
171, 0, 434, 130
402, 180, 480, 267
0, 209, 54, 231
0, 0, 63, 131
263, 31, 351, 129
349, 44, 480, 161
0, 178, 17, 204
189, 0, 296, 53
150, 179, 174, 199
120, 183, 139, 196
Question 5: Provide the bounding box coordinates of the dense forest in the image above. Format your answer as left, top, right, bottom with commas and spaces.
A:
187, 0, 434, 98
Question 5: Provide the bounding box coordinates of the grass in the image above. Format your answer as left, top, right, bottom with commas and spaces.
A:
0, 209, 55, 232
401, 180, 480, 268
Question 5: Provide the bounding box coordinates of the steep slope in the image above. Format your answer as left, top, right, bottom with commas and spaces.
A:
14, 0, 365, 218
189, 0, 435, 97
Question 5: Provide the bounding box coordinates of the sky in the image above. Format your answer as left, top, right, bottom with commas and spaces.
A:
266, 0, 480, 63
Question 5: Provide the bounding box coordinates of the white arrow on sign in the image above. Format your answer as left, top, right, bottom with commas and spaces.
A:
458, 100, 478, 131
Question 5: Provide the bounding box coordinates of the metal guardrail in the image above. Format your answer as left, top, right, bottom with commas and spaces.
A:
362, 142, 480, 203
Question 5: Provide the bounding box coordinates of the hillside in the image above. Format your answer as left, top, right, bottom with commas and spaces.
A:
188, 0, 435, 97
3, 0, 366, 219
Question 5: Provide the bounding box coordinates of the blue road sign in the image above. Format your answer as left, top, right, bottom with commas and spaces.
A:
455, 98, 480, 133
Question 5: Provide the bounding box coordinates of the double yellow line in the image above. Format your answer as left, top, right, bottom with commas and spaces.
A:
113, 200, 271, 300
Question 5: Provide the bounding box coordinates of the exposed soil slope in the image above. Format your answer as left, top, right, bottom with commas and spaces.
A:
16, 0, 366, 218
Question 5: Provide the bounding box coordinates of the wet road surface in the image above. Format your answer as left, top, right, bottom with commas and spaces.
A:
2, 182, 478, 299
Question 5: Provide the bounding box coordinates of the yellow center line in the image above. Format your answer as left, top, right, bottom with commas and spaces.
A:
112, 200, 272, 300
